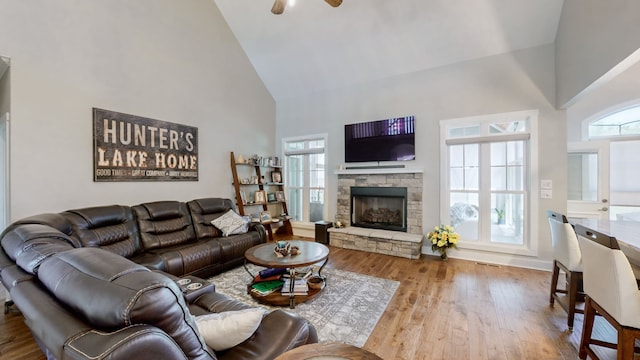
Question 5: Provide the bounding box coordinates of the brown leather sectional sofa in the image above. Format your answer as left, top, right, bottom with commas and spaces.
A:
0, 197, 318, 360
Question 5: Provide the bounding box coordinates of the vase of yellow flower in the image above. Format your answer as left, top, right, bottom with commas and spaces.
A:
427, 225, 459, 260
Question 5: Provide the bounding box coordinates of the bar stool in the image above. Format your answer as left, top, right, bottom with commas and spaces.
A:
575, 224, 640, 360
547, 210, 584, 330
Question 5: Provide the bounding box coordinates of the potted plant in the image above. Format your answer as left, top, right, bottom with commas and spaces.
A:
427, 225, 459, 260
495, 208, 505, 224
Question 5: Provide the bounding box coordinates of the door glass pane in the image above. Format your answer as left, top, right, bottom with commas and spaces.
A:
610, 141, 640, 220
287, 188, 302, 221
567, 152, 598, 201
286, 155, 304, 187
309, 154, 325, 188
491, 193, 524, 244
450, 193, 479, 241
309, 189, 324, 222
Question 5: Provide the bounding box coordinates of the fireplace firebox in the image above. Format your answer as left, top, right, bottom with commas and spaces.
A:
350, 186, 407, 232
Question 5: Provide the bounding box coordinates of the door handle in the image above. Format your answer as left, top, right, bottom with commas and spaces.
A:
597, 207, 609, 212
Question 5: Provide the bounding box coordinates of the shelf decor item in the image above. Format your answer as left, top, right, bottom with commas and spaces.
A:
271, 171, 282, 183
255, 190, 267, 204
260, 211, 272, 223
427, 225, 459, 260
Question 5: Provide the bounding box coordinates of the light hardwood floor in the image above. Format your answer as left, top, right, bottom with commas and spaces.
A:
0, 244, 627, 359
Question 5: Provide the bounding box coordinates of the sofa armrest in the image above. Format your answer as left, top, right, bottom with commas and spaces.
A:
217, 310, 318, 360
64, 325, 198, 360
249, 223, 267, 242
189, 291, 254, 315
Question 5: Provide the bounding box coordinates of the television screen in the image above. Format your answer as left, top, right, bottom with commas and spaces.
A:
345, 116, 415, 163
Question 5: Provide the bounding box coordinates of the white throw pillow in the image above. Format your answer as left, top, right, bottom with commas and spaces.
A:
195, 308, 265, 351
210, 210, 250, 236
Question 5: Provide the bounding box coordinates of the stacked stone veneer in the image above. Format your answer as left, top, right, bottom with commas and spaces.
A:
331, 171, 424, 259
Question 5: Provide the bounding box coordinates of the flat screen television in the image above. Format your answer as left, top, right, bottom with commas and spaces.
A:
345, 116, 415, 163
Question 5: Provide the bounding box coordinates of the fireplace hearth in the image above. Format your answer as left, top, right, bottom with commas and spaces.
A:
351, 186, 407, 232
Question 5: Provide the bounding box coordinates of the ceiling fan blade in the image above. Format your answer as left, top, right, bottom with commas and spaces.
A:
271, 0, 286, 14
324, 0, 342, 7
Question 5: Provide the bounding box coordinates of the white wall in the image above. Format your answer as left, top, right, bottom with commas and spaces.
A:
276, 44, 567, 269
555, 0, 640, 108
0, 0, 276, 220
567, 60, 640, 143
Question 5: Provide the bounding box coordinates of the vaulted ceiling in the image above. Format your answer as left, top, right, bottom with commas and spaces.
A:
213, 0, 565, 101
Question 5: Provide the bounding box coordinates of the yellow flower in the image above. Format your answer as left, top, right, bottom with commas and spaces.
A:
437, 240, 446, 247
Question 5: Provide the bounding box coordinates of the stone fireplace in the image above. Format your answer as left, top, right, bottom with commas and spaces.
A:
329, 169, 423, 259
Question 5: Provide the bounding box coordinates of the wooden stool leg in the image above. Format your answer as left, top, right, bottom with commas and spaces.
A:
567, 271, 578, 330
579, 297, 596, 360
617, 329, 637, 360
550, 260, 560, 305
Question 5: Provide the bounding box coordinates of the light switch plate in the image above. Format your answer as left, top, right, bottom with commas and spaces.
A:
541, 189, 552, 199
541, 179, 552, 189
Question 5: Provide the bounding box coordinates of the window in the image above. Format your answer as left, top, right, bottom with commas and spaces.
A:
588, 105, 640, 138
283, 135, 327, 223
441, 110, 538, 255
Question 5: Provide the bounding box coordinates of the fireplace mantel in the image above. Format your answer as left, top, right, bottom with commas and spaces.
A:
334, 167, 423, 175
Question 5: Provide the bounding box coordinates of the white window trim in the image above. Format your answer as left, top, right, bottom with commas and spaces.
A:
439, 110, 539, 257
282, 133, 328, 226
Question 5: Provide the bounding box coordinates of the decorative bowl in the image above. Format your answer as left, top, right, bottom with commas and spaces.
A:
307, 276, 324, 290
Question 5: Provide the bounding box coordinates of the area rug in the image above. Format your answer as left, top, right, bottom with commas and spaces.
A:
208, 265, 399, 347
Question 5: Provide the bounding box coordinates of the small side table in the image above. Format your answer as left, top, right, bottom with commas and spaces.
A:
274, 342, 383, 360
315, 220, 333, 244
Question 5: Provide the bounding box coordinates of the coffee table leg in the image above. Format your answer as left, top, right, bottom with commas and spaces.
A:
318, 257, 329, 279
289, 268, 296, 308
243, 260, 255, 279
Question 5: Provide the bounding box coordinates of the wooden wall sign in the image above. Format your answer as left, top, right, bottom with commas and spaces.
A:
93, 108, 198, 182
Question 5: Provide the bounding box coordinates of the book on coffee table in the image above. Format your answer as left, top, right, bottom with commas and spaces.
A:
251, 280, 284, 296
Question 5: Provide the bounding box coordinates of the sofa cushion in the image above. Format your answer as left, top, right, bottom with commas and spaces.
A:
144, 241, 223, 278
134, 201, 196, 251
195, 308, 266, 351
187, 198, 235, 240
210, 210, 250, 237
63, 205, 141, 258
37, 247, 214, 360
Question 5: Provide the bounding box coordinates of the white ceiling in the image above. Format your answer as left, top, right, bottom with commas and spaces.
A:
213, 0, 565, 101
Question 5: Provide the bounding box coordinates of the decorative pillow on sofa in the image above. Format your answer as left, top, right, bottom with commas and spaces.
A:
195, 308, 266, 351
210, 210, 250, 237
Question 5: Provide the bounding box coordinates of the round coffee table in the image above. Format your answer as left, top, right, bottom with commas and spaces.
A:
274, 342, 383, 360
244, 240, 330, 308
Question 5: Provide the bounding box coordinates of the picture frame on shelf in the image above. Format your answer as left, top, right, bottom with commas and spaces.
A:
271, 171, 282, 183
276, 191, 285, 202
260, 211, 272, 223
254, 190, 267, 204
239, 190, 247, 205
267, 192, 277, 203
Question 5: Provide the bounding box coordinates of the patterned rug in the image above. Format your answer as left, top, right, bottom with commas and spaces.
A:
208, 265, 399, 347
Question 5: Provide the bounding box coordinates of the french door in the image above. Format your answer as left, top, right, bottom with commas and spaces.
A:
567, 141, 610, 219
